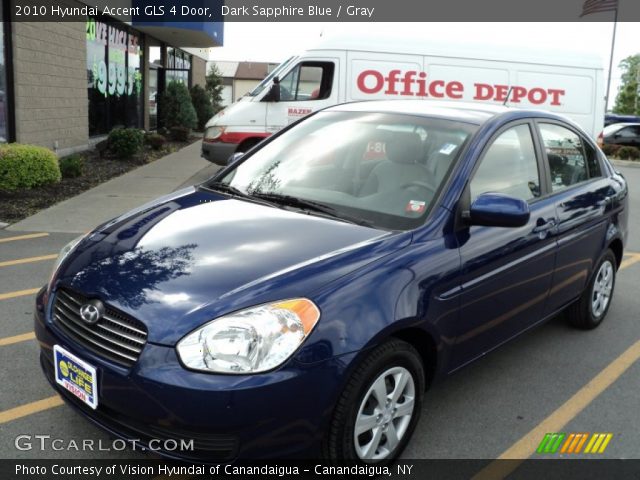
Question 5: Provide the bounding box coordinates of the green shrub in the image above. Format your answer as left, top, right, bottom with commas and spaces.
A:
0, 144, 61, 190
601, 143, 621, 157
190, 85, 215, 131
145, 133, 167, 150
170, 126, 191, 142
161, 81, 197, 130
59, 154, 84, 178
95, 138, 109, 158
616, 146, 640, 160
108, 127, 144, 158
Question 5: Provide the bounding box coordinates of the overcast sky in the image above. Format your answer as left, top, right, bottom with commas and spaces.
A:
206, 22, 639, 104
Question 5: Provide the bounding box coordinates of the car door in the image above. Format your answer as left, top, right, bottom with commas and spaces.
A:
536, 121, 613, 314
450, 121, 558, 371
265, 59, 340, 134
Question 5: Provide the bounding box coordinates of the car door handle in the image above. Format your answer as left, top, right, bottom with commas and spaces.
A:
597, 196, 614, 207
532, 218, 557, 234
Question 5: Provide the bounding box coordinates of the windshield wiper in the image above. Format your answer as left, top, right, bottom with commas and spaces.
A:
204, 182, 250, 198
250, 192, 374, 227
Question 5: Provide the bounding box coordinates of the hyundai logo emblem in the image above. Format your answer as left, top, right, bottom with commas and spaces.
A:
79, 300, 104, 325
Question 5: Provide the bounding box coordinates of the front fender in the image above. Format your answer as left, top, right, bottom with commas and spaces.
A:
296, 238, 461, 380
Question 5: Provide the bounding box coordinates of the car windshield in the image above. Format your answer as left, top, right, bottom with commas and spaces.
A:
209, 111, 477, 231
247, 56, 297, 97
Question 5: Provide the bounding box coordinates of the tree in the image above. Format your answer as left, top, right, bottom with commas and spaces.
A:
612, 54, 640, 115
190, 85, 215, 131
160, 81, 197, 130
205, 64, 225, 113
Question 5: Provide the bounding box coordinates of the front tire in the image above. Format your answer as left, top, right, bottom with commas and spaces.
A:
322, 338, 425, 463
566, 249, 617, 330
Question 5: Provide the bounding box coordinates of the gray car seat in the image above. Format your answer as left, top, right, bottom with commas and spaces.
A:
359, 132, 428, 196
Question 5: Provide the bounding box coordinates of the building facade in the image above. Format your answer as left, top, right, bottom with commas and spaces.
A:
208, 61, 277, 107
0, 0, 222, 156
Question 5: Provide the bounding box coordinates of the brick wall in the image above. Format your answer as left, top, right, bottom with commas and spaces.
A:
12, 22, 88, 156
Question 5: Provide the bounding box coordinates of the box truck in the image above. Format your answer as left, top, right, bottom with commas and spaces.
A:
202, 36, 604, 165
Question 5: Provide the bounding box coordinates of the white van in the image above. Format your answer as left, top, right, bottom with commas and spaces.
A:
202, 36, 604, 165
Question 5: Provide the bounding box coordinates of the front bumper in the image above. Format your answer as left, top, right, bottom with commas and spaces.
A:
34, 288, 355, 461
201, 141, 236, 166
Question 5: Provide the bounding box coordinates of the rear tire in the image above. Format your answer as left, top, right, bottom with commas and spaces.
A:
566, 249, 616, 330
322, 338, 425, 463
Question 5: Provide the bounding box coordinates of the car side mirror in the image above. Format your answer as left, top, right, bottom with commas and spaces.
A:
264, 76, 281, 102
466, 193, 530, 228
227, 152, 244, 166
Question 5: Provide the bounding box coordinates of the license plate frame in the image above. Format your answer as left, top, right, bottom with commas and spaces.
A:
53, 344, 98, 410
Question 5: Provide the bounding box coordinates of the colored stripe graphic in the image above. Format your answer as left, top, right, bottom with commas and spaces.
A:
561, 433, 589, 453
585, 433, 613, 454
538, 433, 613, 454
536, 433, 565, 453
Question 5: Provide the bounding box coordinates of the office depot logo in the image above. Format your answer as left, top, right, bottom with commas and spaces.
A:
355, 69, 565, 106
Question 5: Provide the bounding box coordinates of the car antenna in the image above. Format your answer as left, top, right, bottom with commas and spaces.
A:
503, 87, 513, 106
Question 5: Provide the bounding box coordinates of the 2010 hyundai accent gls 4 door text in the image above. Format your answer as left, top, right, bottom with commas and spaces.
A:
35, 100, 628, 463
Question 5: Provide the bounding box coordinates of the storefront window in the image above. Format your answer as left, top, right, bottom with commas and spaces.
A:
0, 6, 10, 142
166, 47, 191, 86
86, 18, 144, 136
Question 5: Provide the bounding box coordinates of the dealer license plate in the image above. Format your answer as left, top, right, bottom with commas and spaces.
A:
53, 345, 98, 409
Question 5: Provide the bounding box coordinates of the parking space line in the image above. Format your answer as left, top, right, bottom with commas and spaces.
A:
0, 396, 64, 425
472, 338, 640, 479
620, 252, 640, 270
0, 233, 49, 244
0, 254, 57, 268
0, 332, 35, 346
0, 288, 40, 301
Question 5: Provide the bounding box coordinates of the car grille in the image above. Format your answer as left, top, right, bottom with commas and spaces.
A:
52, 289, 147, 368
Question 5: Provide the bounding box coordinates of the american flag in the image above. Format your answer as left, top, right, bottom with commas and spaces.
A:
580, 0, 618, 16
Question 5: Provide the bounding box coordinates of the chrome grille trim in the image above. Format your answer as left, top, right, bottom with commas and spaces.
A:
53, 289, 148, 367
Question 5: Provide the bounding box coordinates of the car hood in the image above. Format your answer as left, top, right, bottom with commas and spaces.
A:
55, 188, 410, 345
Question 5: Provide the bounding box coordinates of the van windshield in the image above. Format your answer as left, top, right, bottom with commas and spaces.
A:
247, 56, 297, 97
209, 111, 477, 231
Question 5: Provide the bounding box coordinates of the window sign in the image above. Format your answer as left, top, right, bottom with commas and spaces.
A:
87, 18, 143, 135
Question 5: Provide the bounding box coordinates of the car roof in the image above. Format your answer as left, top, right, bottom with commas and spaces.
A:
328, 100, 533, 125
606, 122, 640, 129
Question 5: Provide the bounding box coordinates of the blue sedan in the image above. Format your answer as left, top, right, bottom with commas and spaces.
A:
35, 101, 628, 463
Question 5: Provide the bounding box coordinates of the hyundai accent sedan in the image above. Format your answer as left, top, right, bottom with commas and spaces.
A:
35, 101, 628, 463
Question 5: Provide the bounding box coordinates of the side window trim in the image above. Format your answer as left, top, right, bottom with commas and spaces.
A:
468, 119, 545, 204
277, 61, 335, 102
533, 119, 605, 196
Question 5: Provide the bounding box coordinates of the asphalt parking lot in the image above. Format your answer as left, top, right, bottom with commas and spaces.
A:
1, 165, 639, 468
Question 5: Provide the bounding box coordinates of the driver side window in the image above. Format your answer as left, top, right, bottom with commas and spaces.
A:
278, 62, 334, 101
470, 124, 540, 202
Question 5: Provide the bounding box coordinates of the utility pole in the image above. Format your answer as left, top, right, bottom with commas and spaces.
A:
636, 64, 640, 113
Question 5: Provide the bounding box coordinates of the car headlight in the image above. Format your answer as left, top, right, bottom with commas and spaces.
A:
204, 126, 225, 142
177, 299, 320, 374
50, 234, 87, 281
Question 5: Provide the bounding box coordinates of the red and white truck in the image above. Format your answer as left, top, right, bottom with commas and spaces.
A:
202, 36, 604, 165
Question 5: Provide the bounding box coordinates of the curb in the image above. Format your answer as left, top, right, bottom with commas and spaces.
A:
610, 159, 640, 169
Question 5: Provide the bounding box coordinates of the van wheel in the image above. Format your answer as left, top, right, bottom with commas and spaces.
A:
566, 249, 616, 330
322, 339, 425, 463
237, 138, 260, 154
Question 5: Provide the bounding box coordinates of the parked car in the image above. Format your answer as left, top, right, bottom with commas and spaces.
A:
604, 113, 640, 127
36, 100, 628, 463
599, 122, 640, 148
